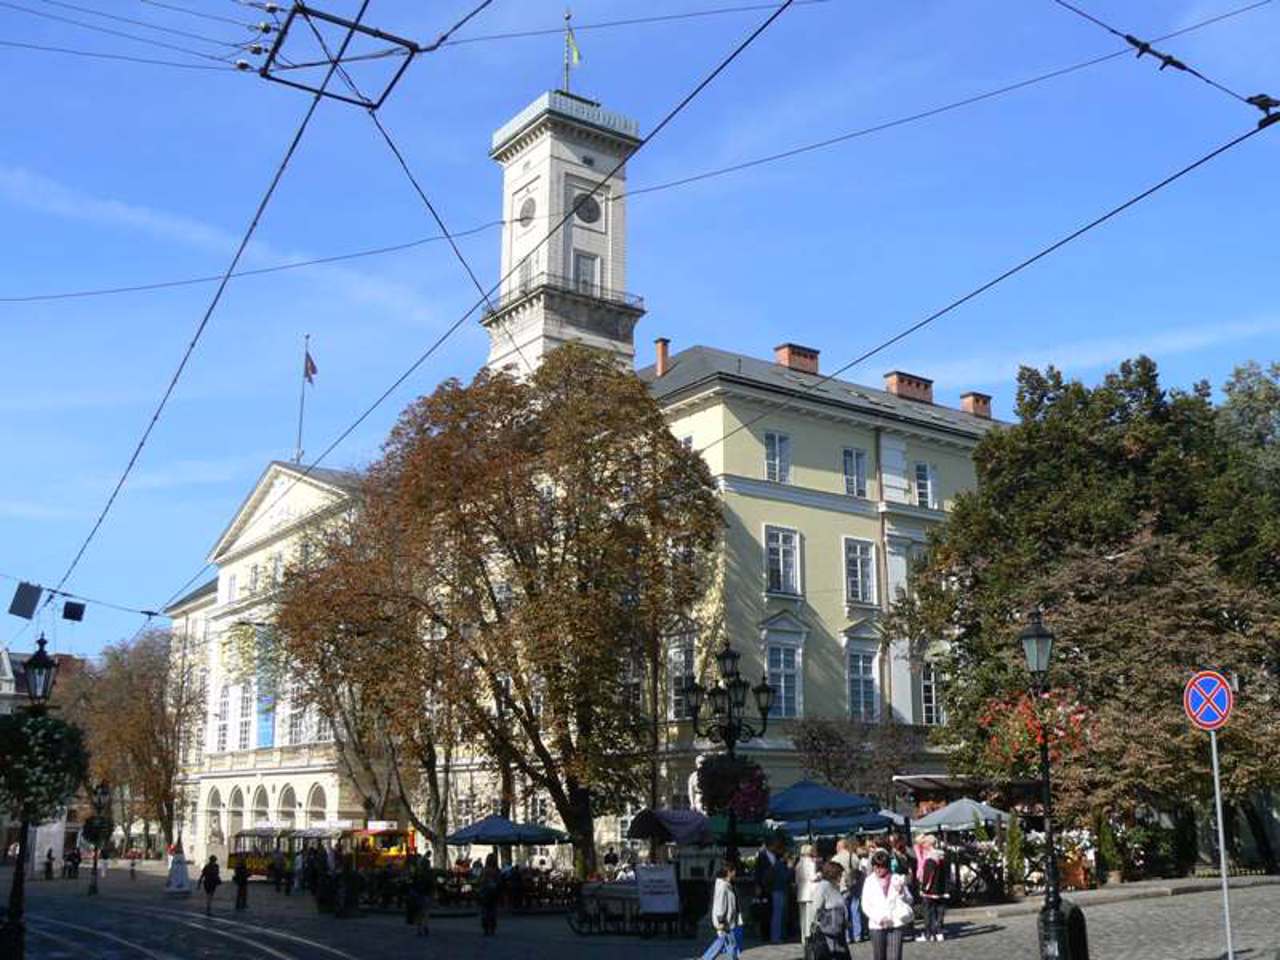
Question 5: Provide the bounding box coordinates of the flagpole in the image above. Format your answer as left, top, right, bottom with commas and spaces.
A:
563, 8, 571, 93
294, 333, 309, 464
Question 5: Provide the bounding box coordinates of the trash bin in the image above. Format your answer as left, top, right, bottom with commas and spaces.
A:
1037, 899, 1089, 960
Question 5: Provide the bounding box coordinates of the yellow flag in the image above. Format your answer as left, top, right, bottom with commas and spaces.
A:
567, 26, 582, 66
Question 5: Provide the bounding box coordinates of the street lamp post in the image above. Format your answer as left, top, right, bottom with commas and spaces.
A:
87, 782, 111, 896
1, 634, 60, 960
1019, 611, 1072, 960
683, 640, 774, 863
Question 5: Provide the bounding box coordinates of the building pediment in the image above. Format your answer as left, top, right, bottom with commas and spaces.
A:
207, 461, 357, 565
758, 609, 810, 638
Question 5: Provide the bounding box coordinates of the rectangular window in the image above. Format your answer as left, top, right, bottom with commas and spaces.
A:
237, 684, 253, 751
573, 250, 598, 294
314, 712, 333, 742
767, 644, 798, 718
518, 256, 533, 292
844, 538, 876, 605
669, 636, 696, 719
216, 685, 229, 753
848, 650, 878, 722
843, 447, 868, 497
915, 462, 934, 508
922, 663, 944, 726
226, 574, 237, 603
249, 564, 259, 593
680, 436, 693, 450
765, 526, 800, 595
288, 681, 306, 745
764, 432, 790, 483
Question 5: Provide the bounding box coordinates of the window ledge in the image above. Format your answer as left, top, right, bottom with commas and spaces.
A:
764, 590, 803, 601
845, 600, 880, 613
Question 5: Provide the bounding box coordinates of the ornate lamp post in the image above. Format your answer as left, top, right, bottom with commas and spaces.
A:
1019, 611, 1072, 960
1, 634, 60, 960
86, 781, 111, 896
683, 640, 774, 862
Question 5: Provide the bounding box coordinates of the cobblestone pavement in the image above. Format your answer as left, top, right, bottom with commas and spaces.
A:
8, 865, 1279, 960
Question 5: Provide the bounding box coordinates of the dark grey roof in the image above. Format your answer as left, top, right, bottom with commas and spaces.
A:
164, 577, 218, 613
638, 345, 998, 438
269, 460, 362, 493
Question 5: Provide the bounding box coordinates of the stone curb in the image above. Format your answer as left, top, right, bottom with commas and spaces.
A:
949, 875, 1280, 921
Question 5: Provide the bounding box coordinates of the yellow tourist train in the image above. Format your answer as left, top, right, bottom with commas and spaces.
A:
230, 821, 420, 876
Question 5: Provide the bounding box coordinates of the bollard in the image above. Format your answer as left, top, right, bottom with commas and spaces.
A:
1039, 899, 1089, 960
130, 859, 137, 881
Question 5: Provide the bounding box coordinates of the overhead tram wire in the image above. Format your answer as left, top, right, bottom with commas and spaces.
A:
4, 0, 1269, 305
34, 0, 249, 47
148, 0, 800, 615
25, 1, 376, 638
697, 121, 1276, 459
0, 0, 241, 63
0, 37, 231, 69
271, 0, 827, 70
1048, 0, 1274, 114
139, 0, 251, 28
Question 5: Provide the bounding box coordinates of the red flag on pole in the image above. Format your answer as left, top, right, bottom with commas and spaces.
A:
304, 350, 317, 384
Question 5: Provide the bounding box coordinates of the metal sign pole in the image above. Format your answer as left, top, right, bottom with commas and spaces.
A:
1209, 729, 1235, 960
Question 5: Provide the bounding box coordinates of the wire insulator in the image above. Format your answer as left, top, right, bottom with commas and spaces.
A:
254, 21, 274, 35
235, 58, 252, 70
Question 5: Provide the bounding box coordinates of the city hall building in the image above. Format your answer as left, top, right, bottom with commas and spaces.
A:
170, 87, 995, 859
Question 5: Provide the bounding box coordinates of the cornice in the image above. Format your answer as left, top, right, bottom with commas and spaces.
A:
719, 474, 880, 519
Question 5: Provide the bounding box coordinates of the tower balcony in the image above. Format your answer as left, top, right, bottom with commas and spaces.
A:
484, 272, 645, 317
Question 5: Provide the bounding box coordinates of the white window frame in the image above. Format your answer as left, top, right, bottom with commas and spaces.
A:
846, 645, 879, 722
215, 684, 229, 753
573, 250, 599, 294
764, 525, 801, 596
921, 662, 945, 726
668, 631, 696, 720
915, 461, 937, 509
843, 537, 877, 606
764, 431, 791, 483
842, 447, 868, 498
764, 630, 804, 719
237, 683, 253, 751
225, 573, 237, 604
287, 680, 306, 745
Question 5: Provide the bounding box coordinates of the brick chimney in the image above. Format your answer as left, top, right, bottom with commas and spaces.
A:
774, 342, 819, 374
654, 337, 670, 377
883, 370, 933, 404
960, 391, 992, 419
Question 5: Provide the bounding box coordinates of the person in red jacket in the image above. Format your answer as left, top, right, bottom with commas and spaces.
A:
917, 835, 949, 942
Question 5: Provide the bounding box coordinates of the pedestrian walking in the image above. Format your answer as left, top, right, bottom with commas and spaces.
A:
807, 861, 851, 960
44, 848, 55, 880
700, 861, 744, 960
796, 843, 820, 946
860, 850, 913, 960
199, 856, 222, 916
272, 849, 286, 892
916, 835, 949, 942
478, 861, 501, 935
233, 856, 250, 911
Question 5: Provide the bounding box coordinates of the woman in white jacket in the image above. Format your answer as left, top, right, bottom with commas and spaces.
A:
701, 861, 744, 960
860, 849, 913, 960
795, 843, 820, 945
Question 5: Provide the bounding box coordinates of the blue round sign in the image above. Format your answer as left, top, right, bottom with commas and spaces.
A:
1184, 670, 1233, 731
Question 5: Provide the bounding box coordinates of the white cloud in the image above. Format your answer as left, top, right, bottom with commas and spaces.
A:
922, 317, 1280, 389
0, 498, 72, 520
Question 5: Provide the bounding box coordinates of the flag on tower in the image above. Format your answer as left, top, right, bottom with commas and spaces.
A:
304, 350, 317, 384
567, 25, 582, 66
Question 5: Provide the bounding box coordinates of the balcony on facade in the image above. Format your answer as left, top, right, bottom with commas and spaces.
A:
485, 271, 645, 317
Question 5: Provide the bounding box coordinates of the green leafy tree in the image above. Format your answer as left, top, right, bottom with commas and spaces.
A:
887, 358, 1280, 848
1005, 813, 1025, 888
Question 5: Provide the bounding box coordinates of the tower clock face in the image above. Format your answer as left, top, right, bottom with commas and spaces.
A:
575, 194, 601, 224
518, 196, 536, 227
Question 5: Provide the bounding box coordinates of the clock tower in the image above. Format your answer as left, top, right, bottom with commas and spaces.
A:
483, 90, 645, 374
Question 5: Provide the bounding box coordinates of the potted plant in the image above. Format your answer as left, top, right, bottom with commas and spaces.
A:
1005, 815, 1027, 897
1096, 818, 1122, 885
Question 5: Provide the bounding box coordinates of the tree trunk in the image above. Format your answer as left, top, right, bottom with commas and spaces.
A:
499, 758, 515, 867
1239, 798, 1278, 875
566, 783, 596, 879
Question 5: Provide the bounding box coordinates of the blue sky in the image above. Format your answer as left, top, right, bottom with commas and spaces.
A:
2, 0, 1277, 655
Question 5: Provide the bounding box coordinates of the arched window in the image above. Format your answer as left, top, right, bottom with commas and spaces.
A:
278, 785, 297, 827
252, 786, 269, 825
305, 784, 327, 827
206, 788, 224, 844
228, 787, 245, 838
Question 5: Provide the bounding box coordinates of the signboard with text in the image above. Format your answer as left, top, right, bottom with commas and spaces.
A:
635, 863, 680, 915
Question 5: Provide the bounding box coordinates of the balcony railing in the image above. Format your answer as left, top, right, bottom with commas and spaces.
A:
485, 271, 644, 315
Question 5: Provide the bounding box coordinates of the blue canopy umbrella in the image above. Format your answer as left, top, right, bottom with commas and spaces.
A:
774, 812, 895, 838
767, 781, 878, 821
446, 815, 569, 846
